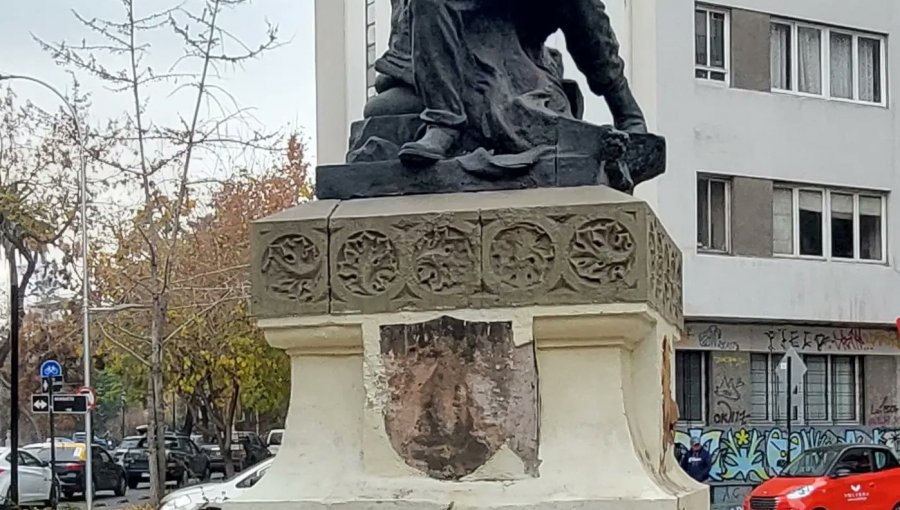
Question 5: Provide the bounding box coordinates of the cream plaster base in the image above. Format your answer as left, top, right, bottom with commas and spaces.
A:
221, 304, 708, 510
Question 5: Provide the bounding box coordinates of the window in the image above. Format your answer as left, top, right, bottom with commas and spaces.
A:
365, 0, 378, 98
750, 354, 771, 420
773, 186, 886, 262
695, 7, 728, 82
874, 450, 899, 471
834, 448, 873, 475
750, 353, 861, 424
771, 20, 886, 104
18, 452, 41, 467
676, 351, 706, 423
697, 176, 730, 252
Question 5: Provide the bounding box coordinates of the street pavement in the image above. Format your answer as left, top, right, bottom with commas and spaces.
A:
65, 484, 152, 509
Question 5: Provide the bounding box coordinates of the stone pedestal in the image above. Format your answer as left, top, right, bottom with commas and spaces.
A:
227, 186, 708, 510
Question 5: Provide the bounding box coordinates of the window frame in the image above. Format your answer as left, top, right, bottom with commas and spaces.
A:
750, 352, 862, 425
695, 6, 731, 84
365, 0, 378, 98
697, 175, 732, 254
772, 185, 887, 264
676, 350, 708, 425
770, 18, 887, 106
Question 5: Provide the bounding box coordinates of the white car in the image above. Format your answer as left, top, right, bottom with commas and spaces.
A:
159, 458, 273, 510
266, 430, 284, 455
0, 448, 56, 507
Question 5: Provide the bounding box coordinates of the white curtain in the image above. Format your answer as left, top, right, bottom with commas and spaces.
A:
830, 33, 853, 99
798, 27, 822, 94
859, 38, 880, 102
770, 24, 791, 89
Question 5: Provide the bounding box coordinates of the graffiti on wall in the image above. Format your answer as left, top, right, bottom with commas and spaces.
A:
869, 397, 900, 427
711, 375, 749, 426
676, 426, 900, 483
685, 324, 900, 355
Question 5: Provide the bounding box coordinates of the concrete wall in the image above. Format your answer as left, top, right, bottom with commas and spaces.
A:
730, 177, 773, 258
637, 0, 900, 325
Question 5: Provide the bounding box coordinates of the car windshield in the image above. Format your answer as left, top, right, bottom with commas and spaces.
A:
781, 449, 841, 477
26, 446, 84, 463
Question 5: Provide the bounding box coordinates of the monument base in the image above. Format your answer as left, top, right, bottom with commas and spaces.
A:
234, 187, 708, 510
221, 307, 707, 510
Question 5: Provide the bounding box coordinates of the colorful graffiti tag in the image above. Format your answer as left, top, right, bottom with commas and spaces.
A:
676, 426, 900, 483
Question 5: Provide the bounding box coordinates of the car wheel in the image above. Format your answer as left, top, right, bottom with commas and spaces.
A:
202, 466, 211, 482
114, 475, 127, 497
62, 489, 76, 500
127, 476, 140, 490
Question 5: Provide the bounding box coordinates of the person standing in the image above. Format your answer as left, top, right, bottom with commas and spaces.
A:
680, 438, 712, 483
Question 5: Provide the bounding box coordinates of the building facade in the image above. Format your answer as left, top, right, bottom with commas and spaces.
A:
314, 1, 900, 508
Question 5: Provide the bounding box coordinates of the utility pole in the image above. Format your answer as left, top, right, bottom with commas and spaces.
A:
0, 73, 92, 510
9, 280, 20, 507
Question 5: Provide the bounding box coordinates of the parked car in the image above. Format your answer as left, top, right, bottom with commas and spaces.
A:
0, 448, 56, 507
744, 444, 900, 510
200, 432, 269, 475
159, 458, 274, 510
23, 442, 127, 500
123, 435, 210, 489
266, 429, 284, 455
113, 436, 143, 465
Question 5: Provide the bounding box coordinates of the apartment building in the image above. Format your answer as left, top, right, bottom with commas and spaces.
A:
314, 1, 900, 507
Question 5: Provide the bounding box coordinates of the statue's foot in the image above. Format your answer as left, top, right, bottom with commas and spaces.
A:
399, 126, 460, 167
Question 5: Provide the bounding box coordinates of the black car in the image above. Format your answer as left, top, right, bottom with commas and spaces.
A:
24, 443, 127, 500
113, 436, 143, 464
201, 432, 271, 475
123, 435, 210, 489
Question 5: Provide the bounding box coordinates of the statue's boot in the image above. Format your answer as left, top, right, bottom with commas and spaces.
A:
399, 126, 460, 167
604, 81, 648, 134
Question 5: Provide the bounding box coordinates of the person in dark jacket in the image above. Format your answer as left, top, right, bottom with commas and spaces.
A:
680, 437, 712, 482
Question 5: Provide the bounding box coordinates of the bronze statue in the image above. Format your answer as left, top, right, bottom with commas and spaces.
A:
374, 0, 647, 165
319, 0, 665, 200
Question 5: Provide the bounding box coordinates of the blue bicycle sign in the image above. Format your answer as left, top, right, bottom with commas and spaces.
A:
39, 360, 63, 379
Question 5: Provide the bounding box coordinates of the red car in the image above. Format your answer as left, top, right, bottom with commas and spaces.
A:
745, 444, 900, 510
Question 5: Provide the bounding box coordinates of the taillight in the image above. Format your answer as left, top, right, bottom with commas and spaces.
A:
63, 463, 83, 472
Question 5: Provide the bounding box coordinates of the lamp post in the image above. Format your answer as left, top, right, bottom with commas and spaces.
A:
0, 73, 94, 510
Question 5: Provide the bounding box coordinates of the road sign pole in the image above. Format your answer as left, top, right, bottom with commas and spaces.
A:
9, 282, 19, 507
786, 358, 792, 468
49, 379, 57, 510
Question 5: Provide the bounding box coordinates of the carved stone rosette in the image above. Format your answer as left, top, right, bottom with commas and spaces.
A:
250, 187, 683, 326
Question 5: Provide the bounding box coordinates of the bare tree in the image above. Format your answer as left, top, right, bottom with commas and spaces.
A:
36, 0, 281, 503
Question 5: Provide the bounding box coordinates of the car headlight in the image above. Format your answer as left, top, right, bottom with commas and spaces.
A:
160, 495, 198, 510
786, 485, 815, 500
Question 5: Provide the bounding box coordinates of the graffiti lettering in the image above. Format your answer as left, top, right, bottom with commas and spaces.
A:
765, 327, 874, 353
711, 485, 752, 510
712, 401, 750, 426
869, 397, 899, 426
698, 325, 739, 351
714, 376, 745, 402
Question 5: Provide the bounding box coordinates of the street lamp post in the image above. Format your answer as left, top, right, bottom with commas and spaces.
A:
0, 73, 94, 510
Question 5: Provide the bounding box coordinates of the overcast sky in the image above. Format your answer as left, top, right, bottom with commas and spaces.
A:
0, 0, 318, 297
0, 0, 318, 157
